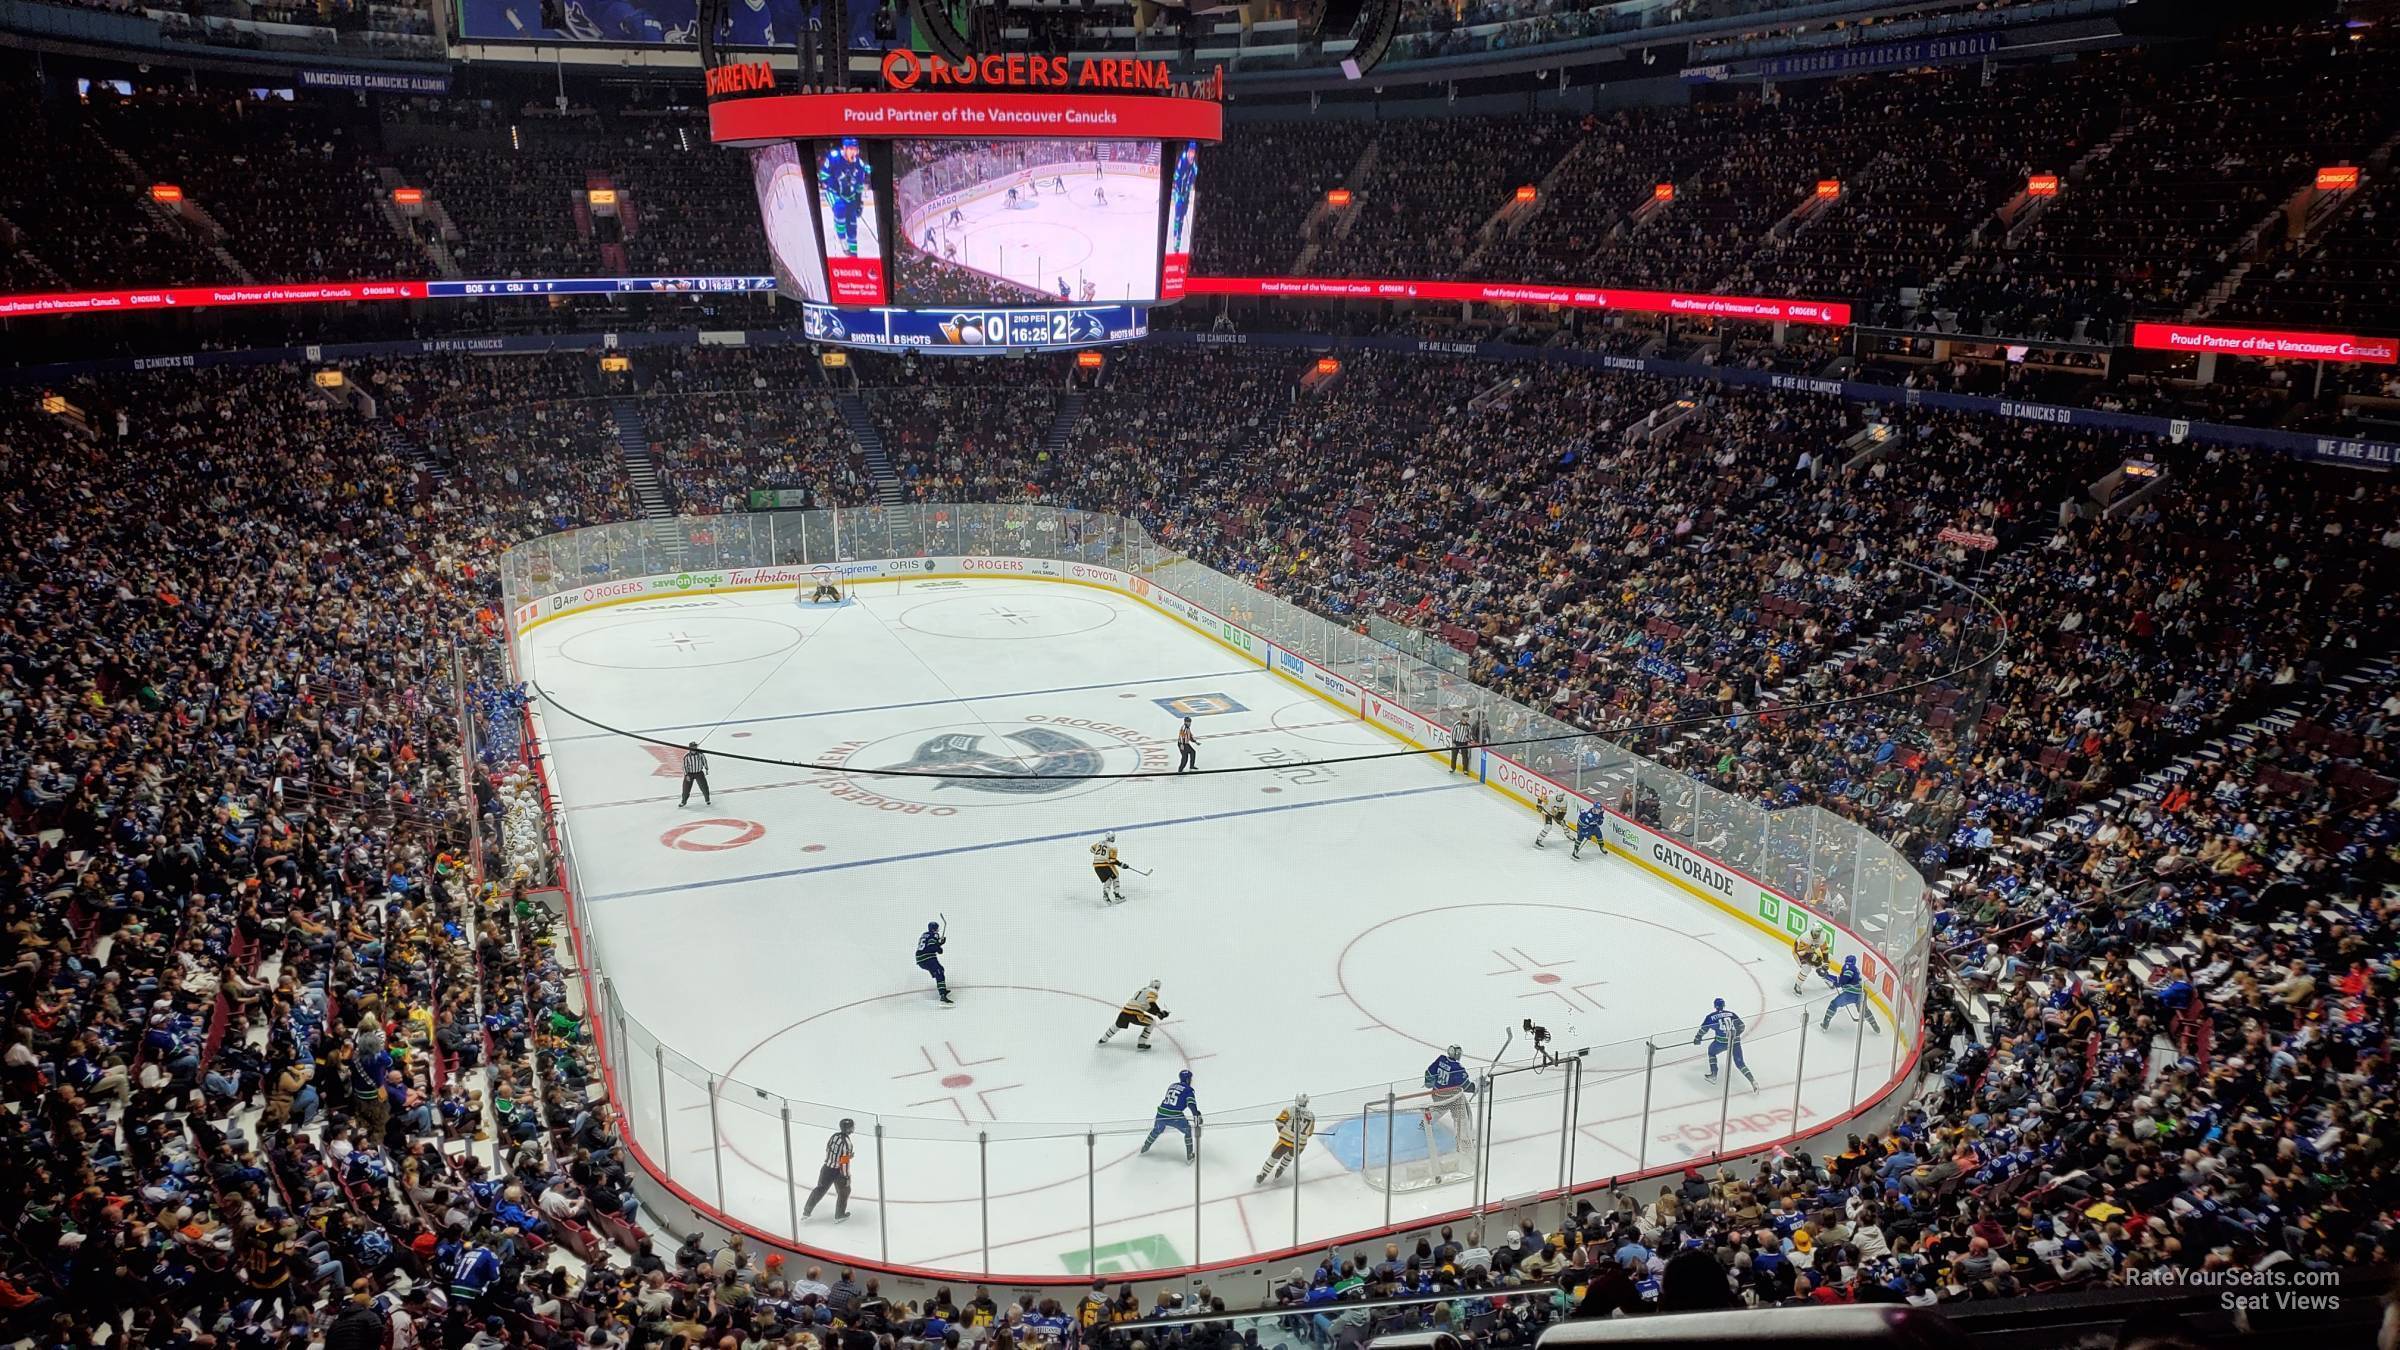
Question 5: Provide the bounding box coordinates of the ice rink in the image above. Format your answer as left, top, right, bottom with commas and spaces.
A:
523, 576, 1899, 1277
908, 169, 1162, 302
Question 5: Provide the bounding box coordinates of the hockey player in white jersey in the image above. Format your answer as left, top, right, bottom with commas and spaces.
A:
1097, 980, 1168, 1050
1423, 1045, 1477, 1145
1533, 792, 1570, 847
1257, 1094, 1315, 1184
1091, 832, 1129, 905
1791, 931, 1832, 995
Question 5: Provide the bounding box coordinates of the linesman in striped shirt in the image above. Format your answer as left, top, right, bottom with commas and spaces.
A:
803, 1117, 855, 1221
679, 742, 711, 807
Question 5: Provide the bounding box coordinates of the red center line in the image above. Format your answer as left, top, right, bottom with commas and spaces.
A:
563, 717, 1369, 811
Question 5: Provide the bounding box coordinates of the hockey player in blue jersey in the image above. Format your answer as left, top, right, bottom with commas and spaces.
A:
915, 922, 955, 1006
1142, 1069, 1202, 1161
1819, 955, 1880, 1033
1423, 1045, 1477, 1145
818, 139, 871, 257
1570, 804, 1605, 859
1692, 998, 1759, 1089
542, 0, 682, 43
1166, 142, 1199, 252
718, 0, 779, 44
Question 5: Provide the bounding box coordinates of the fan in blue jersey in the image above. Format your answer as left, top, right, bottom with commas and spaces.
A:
1570, 804, 1605, 859
1142, 1069, 1202, 1161
915, 922, 954, 1006
818, 139, 871, 258
1819, 955, 1880, 1033
1692, 998, 1759, 1090
1166, 142, 1199, 252
1422, 1045, 1477, 1145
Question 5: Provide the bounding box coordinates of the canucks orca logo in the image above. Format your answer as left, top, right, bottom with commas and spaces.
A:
882, 729, 1101, 795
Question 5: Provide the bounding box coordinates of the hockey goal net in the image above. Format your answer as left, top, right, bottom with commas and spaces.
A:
1361, 1088, 1478, 1192
795, 567, 845, 605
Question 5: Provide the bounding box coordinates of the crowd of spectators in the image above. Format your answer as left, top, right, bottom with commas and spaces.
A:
1194, 123, 1372, 277
0, 80, 241, 290
83, 88, 424, 283
5, 15, 2400, 1343
2218, 172, 2400, 342
2, 19, 2397, 374
609, 122, 767, 279
0, 321, 2394, 1350
635, 348, 866, 513
859, 354, 1067, 502
1928, 26, 2398, 339
1309, 116, 1578, 280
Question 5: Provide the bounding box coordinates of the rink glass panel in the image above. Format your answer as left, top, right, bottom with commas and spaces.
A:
505, 504, 1953, 1280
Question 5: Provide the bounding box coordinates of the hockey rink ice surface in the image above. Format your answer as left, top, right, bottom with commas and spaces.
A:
524, 577, 1903, 1276
911, 170, 1163, 302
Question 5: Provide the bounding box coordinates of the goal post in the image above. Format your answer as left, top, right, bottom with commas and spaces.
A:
794, 565, 849, 606
1361, 1088, 1478, 1192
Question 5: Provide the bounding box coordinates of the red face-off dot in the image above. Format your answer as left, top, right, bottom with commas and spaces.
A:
1534, 973, 1562, 984
941, 1074, 974, 1088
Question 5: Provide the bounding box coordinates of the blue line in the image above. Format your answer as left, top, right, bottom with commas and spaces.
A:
581, 779, 1472, 903
544, 666, 1268, 742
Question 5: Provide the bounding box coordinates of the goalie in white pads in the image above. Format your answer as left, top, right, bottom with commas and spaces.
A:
1257, 1094, 1314, 1184
1424, 1045, 1477, 1145
1533, 792, 1570, 847
1091, 832, 1129, 904
1097, 980, 1168, 1050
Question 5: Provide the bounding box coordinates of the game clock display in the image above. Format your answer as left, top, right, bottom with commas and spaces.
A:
801, 302, 1148, 353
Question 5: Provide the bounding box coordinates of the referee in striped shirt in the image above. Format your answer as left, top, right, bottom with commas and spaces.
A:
679, 742, 711, 807
803, 1118, 855, 1221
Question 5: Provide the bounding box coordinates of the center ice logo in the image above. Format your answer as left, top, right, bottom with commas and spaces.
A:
885, 728, 1105, 795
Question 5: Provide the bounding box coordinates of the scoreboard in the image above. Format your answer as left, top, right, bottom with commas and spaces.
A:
710, 57, 1222, 356
801, 303, 1148, 353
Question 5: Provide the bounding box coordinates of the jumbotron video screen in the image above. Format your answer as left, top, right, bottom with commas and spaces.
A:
744, 134, 1199, 310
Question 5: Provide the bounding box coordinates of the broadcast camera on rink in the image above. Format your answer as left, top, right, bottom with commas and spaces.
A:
696, 0, 1406, 82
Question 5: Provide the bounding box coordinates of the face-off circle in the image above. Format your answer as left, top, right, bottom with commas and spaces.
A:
896, 593, 1119, 641
1336, 901, 1769, 1076
559, 615, 803, 670
708, 986, 1197, 1203
660, 818, 767, 852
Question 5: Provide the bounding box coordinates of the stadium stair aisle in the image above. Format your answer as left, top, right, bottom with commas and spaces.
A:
835, 389, 910, 507
609, 395, 687, 568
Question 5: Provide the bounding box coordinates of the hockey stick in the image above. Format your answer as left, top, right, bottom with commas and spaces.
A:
1123, 865, 1153, 876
